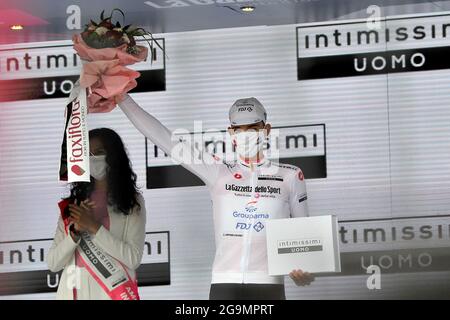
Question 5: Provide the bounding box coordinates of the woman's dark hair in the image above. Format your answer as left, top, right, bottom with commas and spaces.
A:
66, 128, 140, 215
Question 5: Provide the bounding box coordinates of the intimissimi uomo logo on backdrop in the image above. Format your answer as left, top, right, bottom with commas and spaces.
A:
0, 39, 166, 102
0, 232, 170, 295
296, 13, 450, 80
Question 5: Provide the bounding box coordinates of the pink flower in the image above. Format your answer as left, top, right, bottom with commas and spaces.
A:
72, 34, 148, 113
80, 59, 140, 113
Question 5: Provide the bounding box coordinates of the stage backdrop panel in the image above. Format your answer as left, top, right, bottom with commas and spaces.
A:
1, 11, 450, 299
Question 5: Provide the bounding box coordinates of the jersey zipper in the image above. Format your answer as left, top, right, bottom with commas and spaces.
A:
240, 166, 258, 283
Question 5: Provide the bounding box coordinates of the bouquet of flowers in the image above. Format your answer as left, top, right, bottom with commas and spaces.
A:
73, 8, 162, 112
59, 9, 162, 183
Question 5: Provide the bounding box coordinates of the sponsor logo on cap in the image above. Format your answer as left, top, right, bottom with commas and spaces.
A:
237, 105, 254, 112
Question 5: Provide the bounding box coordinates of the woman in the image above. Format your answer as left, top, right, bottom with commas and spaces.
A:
47, 128, 146, 300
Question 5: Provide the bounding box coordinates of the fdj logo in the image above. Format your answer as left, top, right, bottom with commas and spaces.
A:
236, 222, 251, 230
238, 106, 253, 112
235, 222, 265, 232
253, 222, 264, 232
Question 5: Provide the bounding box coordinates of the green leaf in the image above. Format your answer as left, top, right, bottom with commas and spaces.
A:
146, 32, 165, 52
132, 28, 147, 36
110, 8, 125, 25
128, 28, 144, 36
130, 27, 166, 59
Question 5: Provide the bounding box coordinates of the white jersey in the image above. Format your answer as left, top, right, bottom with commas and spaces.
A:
119, 95, 309, 284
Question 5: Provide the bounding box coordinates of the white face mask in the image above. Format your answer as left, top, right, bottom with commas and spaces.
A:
89, 155, 107, 180
233, 130, 266, 159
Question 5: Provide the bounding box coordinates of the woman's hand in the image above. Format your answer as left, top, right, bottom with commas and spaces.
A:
68, 200, 100, 235
289, 269, 315, 286
69, 228, 81, 242
69, 222, 81, 242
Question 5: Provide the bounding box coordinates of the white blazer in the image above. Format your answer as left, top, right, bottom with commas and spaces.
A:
47, 194, 147, 300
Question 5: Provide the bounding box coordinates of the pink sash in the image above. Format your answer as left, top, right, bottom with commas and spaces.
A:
58, 199, 140, 300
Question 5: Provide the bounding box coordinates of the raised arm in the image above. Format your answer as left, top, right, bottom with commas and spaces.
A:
118, 94, 220, 186
119, 94, 173, 155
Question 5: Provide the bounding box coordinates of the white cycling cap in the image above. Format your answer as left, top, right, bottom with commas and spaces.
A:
229, 97, 267, 126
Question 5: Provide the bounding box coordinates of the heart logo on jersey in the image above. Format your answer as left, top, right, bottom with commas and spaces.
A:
71, 164, 85, 176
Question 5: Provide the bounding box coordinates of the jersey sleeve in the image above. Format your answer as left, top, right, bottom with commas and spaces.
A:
289, 167, 309, 218
118, 94, 221, 187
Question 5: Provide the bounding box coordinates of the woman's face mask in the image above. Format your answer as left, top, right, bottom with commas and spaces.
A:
233, 130, 266, 159
89, 155, 107, 180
